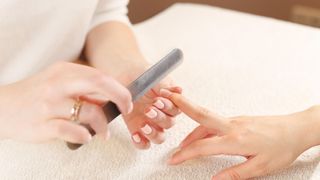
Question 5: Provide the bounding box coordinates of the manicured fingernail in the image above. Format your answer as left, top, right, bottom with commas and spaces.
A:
127, 102, 134, 114
132, 134, 141, 143
141, 124, 153, 135
154, 100, 165, 109
145, 108, 157, 119
160, 89, 172, 97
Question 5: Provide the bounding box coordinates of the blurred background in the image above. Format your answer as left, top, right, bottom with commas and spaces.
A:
128, 0, 320, 28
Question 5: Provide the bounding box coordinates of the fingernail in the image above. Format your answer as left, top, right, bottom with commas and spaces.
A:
145, 108, 157, 119
132, 134, 141, 143
160, 88, 172, 97
141, 124, 152, 135
154, 100, 165, 109
127, 102, 134, 114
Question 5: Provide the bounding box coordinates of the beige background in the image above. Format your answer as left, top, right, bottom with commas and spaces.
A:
128, 0, 320, 24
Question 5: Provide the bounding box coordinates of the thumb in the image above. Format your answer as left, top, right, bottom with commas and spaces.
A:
161, 89, 226, 130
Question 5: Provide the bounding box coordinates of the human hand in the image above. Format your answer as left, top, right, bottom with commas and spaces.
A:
164, 91, 320, 180
123, 77, 182, 149
0, 62, 132, 144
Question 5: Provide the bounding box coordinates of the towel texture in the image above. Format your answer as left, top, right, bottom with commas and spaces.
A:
1, 3, 320, 180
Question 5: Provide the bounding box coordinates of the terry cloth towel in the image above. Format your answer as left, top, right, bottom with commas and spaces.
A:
0, 3, 320, 180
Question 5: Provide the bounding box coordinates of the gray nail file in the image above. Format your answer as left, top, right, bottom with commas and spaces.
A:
103, 48, 183, 123
67, 48, 184, 150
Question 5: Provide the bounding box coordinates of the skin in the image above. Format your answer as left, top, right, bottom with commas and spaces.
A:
0, 62, 132, 144
84, 21, 182, 149
161, 90, 320, 180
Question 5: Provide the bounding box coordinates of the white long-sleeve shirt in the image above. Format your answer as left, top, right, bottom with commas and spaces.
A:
0, 0, 130, 84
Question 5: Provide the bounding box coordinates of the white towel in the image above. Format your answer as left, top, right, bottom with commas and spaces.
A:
1, 3, 320, 180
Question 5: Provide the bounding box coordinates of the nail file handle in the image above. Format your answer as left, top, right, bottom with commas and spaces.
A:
66, 102, 120, 150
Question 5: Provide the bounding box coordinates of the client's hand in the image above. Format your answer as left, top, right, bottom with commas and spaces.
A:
163, 90, 320, 180
0, 62, 132, 144
123, 77, 182, 149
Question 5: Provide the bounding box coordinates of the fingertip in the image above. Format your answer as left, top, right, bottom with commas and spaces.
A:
167, 158, 175, 165
105, 130, 111, 140
153, 99, 165, 109
212, 173, 227, 180
84, 133, 93, 143
145, 107, 158, 119
167, 154, 182, 165
131, 133, 151, 150
170, 86, 183, 94
75, 125, 93, 143
132, 133, 141, 143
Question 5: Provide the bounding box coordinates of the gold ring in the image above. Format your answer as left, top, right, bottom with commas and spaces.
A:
70, 99, 82, 122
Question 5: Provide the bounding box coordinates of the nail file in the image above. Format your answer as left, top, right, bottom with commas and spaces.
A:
67, 48, 183, 150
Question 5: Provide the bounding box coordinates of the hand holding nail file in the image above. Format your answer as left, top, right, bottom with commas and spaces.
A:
67, 48, 184, 150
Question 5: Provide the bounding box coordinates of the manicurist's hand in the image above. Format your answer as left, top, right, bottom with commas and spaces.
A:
0, 62, 132, 144
163, 91, 320, 180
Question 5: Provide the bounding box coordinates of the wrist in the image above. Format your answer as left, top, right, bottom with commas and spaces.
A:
296, 105, 320, 148
90, 56, 150, 86
0, 84, 16, 140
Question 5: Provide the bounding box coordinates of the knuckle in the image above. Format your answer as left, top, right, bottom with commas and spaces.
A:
40, 87, 59, 110
236, 131, 247, 141
161, 119, 175, 129
40, 76, 58, 94
190, 141, 204, 155
255, 161, 269, 175
91, 73, 109, 86
228, 133, 247, 146
152, 136, 165, 144
41, 101, 53, 116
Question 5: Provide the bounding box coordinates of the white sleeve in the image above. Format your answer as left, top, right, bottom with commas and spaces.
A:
90, 0, 131, 30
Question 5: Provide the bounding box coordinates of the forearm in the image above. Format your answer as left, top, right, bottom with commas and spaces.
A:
85, 21, 149, 85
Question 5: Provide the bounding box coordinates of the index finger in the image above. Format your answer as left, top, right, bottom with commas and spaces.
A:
160, 89, 226, 130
